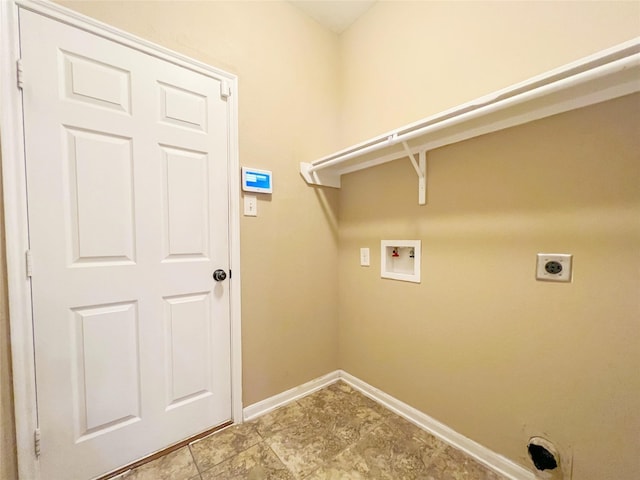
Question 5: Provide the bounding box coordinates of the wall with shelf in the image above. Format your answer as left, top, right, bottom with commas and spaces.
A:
339, 1, 640, 145
337, 3, 640, 480
339, 94, 640, 480
301, 39, 639, 193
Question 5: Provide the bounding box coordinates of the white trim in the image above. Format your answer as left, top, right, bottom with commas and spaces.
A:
339, 371, 535, 480
15, 0, 236, 82
242, 371, 341, 422
0, 1, 242, 478
227, 76, 243, 424
243, 370, 534, 480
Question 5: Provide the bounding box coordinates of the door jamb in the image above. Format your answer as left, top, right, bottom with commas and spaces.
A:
0, 1, 39, 479
0, 2, 243, 479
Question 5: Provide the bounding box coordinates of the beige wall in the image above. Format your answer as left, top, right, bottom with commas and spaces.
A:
339, 0, 640, 145
338, 2, 639, 479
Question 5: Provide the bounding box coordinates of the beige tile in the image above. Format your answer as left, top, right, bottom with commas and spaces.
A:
425, 445, 507, 480
353, 422, 433, 477
307, 418, 447, 480
267, 421, 349, 479
324, 381, 392, 418
325, 380, 357, 396
190, 422, 262, 472
302, 444, 377, 480
304, 467, 369, 480
252, 401, 318, 439
348, 391, 395, 418
308, 399, 383, 444
201, 443, 293, 480
297, 387, 344, 412
123, 385, 508, 480
332, 404, 384, 444
298, 384, 386, 445
383, 413, 449, 452
125, 447, 198, 480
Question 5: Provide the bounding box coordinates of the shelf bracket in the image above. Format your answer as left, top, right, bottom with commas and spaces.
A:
402, 142, 427, 205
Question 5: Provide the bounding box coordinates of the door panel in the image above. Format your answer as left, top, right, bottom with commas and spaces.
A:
159, 82, 208, 131
164, 293, 213, 407
62, 51, 132, 113
72, 301, 141, 438
20, 9, 231, 480
67, 128, 136, 263
162, 147, 210, 258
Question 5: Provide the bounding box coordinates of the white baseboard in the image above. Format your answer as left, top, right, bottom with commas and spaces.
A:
338, 370, 535, 480
243, 369, 535, 480
242, 370, 340, 422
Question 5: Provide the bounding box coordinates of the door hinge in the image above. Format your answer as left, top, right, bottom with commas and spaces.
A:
25, 250, 33, 277
17, 59, 24, 90
34, 428, 41, 457
220, 79, 231, 99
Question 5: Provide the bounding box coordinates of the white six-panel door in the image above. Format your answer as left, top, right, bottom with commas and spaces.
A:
20, 9, 232, 479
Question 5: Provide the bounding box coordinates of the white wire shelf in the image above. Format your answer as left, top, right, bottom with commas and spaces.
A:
300, 38, 640, 205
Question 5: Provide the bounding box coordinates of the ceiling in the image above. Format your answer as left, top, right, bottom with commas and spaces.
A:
288, 1, 377, 33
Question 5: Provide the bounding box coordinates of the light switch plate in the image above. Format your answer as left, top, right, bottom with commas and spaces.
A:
536, 253, 572, 282
243, 195, 257, 216
360, 248, 370, 266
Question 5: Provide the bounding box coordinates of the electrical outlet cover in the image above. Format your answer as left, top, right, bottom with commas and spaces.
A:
536, 253, 572, 282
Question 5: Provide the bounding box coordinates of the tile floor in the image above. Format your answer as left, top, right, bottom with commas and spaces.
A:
124, 381, 509, 480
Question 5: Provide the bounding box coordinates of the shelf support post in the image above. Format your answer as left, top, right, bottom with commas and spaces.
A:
418, 150, 426, 205
402, 142, 427, 205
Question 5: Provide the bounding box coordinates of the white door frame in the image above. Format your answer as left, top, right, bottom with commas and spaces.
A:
0, 1, 243, 478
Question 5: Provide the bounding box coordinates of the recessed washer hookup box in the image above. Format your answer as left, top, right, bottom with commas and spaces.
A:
242, 167, 273, 194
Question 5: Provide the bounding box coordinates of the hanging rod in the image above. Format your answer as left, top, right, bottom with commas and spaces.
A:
307, 47, 639, 175
300, 37, 640, 197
